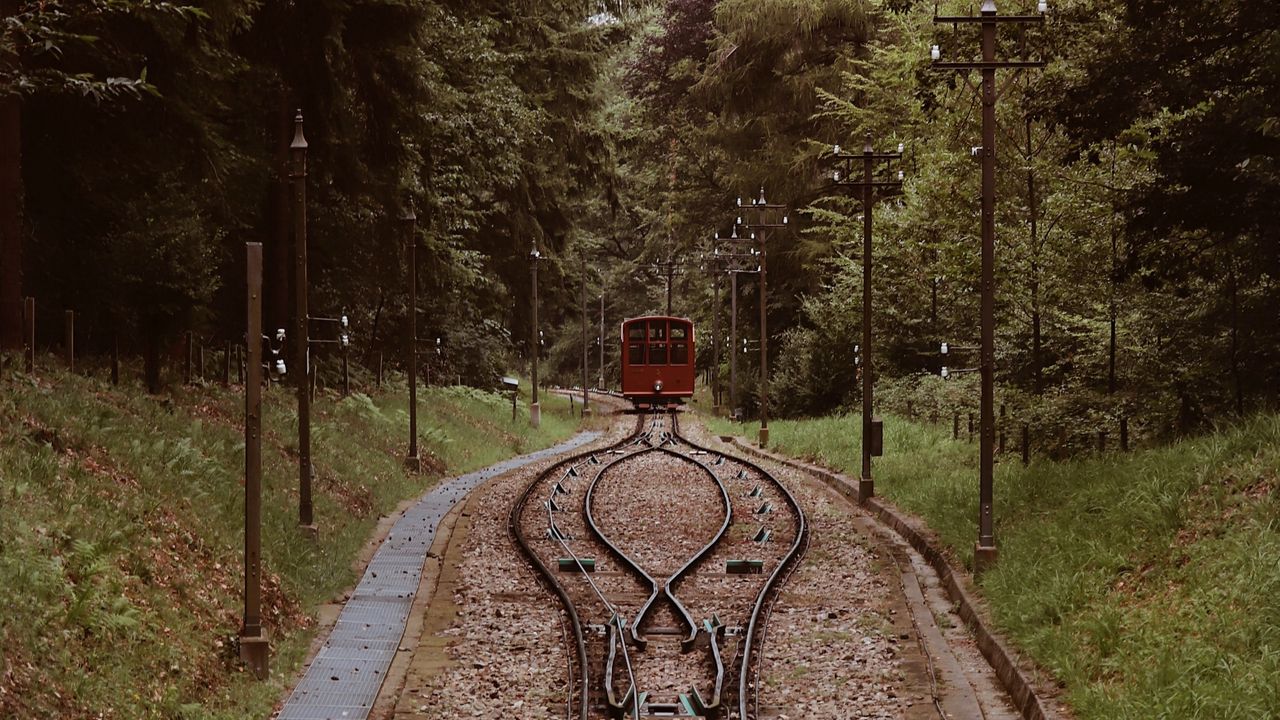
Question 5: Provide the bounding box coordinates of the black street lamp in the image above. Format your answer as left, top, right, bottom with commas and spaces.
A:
402, 206, 421, 471
932, 0, 1047, 573
529, 241, 542, 428
289, 109, 317, 538
737, 188, 788, 448
830, 133, 905, 502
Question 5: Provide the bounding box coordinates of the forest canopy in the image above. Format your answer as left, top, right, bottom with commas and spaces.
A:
1, 0, 1276, 439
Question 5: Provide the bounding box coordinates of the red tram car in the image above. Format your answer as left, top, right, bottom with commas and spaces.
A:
620, 316, 696, 407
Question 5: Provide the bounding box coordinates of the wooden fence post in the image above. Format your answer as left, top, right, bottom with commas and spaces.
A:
1021, 423, 1030, 466
23, 296, 34, 373
64, 310, 74, 371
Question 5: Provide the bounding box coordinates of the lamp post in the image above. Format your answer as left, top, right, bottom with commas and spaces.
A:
289, 109, 316, 538
738, 188, 788, 448
239, 242, 269, 679
932, 0, 1047, 572
402, 207, 421, 471
529, 242, 542, 429
830, 133, 905, 502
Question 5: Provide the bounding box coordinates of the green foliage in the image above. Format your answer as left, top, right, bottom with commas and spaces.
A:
0, 364, 584, 717
707, 410, 1280, 718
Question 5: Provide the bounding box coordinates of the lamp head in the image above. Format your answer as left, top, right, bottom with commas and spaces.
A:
290, 110, 308, 151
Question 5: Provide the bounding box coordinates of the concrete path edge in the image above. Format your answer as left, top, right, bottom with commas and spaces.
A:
274, 429, 602, 720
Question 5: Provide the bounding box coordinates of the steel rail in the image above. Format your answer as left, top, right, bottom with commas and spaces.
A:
576, 412, 733, 717
508, 412, 645, 720
649, 445, 732, 653
582, 433, 732, 652
668, 413, 810, 720
583, 451, 663, 649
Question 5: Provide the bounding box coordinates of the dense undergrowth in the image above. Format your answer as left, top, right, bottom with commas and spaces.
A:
0, 359, 582, 719
703, 409, 1280, 719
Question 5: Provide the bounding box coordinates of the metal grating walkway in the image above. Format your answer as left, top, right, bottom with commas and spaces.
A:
275, 430, 602, 720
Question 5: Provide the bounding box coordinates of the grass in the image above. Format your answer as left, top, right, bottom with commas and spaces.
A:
0, 357, 585, 719
703, 409, 1280, 719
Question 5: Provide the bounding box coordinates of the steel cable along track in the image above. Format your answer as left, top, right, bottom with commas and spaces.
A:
510, 410, 808, 720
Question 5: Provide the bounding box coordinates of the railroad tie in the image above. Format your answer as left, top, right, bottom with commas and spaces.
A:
725, 559, 764, 574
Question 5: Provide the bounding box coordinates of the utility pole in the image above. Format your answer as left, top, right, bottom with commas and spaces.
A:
580, 252, 590, 415
712, 270, 721, 410
830, 133, 905, 502
289, 110, 316, 538
665, 259, 674, 316
738, 189, 788, 448
730, 270, 738, 416
932, 0, 1047, 572
529, 242, 542, 428
599, 292, 605, 390
715, 225, 759, 422
644, 257, 687, 317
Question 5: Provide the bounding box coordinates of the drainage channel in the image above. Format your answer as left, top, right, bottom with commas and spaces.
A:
274, 429, 602, 720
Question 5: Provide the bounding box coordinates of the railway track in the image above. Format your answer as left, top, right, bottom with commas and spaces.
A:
509, 410, 808, 719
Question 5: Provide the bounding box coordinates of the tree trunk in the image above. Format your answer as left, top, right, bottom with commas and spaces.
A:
269, 93, 292, 332
1107, 141, 1119, 395
365, 287, 385, 367
1230, 262, 1242, 415
144, 327, 163, 394
1026, 120, 1043, 394
0, 0, 23, 350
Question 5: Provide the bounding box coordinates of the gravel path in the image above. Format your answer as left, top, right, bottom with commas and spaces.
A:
396, 410, 638, 719
395, 408, 923, 720
679, 418, 914, 720
590, 450, 725, 580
